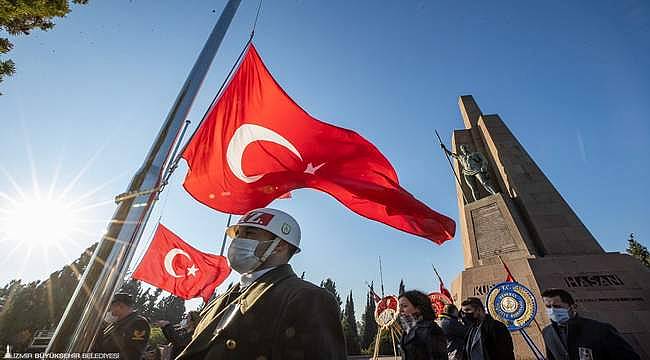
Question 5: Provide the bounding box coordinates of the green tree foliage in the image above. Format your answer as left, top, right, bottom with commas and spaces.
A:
0, 243, 188, 350
320, 278, 342, 310
0, 0, 88, 91
151, 293, 185, 324
120, 279, 186, 323
342, 291, 361, 355
0, 242, 97, 351
398, 279, 405, 295
359, 282, 378, 353
627, 233, 650, 268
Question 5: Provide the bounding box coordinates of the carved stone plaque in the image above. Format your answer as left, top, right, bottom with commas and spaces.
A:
472, 202, 518, 259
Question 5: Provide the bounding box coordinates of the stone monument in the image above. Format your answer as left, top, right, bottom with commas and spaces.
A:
449, 95, 650, 359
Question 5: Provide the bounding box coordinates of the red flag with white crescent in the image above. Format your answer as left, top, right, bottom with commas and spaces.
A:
181, 43, 455, 244
132, 224, 231, 302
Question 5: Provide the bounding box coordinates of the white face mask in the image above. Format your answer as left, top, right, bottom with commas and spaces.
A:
104, 312, 118, 323
227, 238, 280, 274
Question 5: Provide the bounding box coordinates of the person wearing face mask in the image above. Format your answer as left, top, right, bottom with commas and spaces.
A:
176, 208, 346, 360
156, 311, 200, 359
435, 304, 468, 360
398, 290, 447, 360
460, 297, 514, 360
93, 293, 150, 360
541, 288, 639, 360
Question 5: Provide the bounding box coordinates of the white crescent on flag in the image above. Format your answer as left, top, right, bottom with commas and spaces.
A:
226, 124, 303, 183
163, 248, 192, 278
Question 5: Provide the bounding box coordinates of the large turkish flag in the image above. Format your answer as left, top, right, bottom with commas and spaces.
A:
132, 224, 230, 302
182, 44, 455, 244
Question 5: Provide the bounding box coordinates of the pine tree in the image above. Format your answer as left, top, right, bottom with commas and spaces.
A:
360, 282, 378, 353
627, 233, 650, 268
0, 0, 89, 92
151, 294, 185, 324
398, 279, 405, 295
342, 291, 361, 355
320, 278, 342, 309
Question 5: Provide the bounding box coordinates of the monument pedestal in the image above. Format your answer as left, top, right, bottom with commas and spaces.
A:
452, 254, 650, 359
448, 96, 650, 359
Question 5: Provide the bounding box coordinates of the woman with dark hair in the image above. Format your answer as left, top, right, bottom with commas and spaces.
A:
398, 290, 448, 360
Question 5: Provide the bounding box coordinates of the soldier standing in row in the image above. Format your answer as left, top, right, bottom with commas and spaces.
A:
94, 293, 150, 360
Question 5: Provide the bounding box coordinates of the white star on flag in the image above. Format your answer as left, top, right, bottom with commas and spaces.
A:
304, 162, 325, 175
187, 264, 199, 277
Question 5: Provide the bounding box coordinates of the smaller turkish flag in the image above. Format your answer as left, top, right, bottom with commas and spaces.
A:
132, 224, 231, 302
433, 265, 453, 302
501, 257, 516, 282
440, 285, 452, 302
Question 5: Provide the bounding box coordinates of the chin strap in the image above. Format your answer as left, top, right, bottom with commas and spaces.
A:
258, 237, 282, 263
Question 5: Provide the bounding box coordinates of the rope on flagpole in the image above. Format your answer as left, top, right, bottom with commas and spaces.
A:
167, 37, 252, 175
127, 2, 267, 275
251, 0, 264, 37
124, 118, 193, 278
170, 0, 264, 170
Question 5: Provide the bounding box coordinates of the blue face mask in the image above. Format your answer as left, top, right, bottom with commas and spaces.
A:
546, 308, 570, 323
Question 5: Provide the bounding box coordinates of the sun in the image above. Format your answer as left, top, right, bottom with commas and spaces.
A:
2, 196, 80, 247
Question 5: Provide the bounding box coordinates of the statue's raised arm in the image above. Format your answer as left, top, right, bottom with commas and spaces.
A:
440, 143, 459, 159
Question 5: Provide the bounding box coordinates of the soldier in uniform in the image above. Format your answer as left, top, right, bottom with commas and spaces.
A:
94, 293, 150, 360
177, 207, 346, 360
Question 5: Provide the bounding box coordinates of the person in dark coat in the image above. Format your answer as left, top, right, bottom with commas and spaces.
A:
93, 293, 150, 360
541, 288, 640, 360
398, 290, 447, 360
435, 304, 468, 360
156, 311, 199, 358
461, 297, 514, 360
177, 208, 346, 360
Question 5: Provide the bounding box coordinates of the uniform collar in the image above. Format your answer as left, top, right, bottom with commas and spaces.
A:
240, 265, 279, 289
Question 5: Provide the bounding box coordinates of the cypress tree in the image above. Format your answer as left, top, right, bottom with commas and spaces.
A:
360, 282, 378, 352
320, 278, 342, 310
342, 291, 361, 354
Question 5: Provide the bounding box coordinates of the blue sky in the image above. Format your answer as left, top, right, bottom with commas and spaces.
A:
1, 0, 649, 316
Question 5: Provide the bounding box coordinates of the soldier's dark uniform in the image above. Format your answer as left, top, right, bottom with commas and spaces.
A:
177, 264, 346, 360
94, 294, 150, 360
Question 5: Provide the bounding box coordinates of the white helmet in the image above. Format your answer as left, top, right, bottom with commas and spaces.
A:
226, 208, 301, 253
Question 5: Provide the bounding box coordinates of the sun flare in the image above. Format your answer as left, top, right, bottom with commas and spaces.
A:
2, 196, 80, 246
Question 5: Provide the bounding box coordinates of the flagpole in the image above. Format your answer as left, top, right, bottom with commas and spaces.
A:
432, 264, 443, 284
219, 214, 233, 255
378, 256, 385, 297
47, 0, 242, 352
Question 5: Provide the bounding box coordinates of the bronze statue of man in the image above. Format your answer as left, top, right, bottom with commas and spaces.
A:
441, 144, 497, 201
